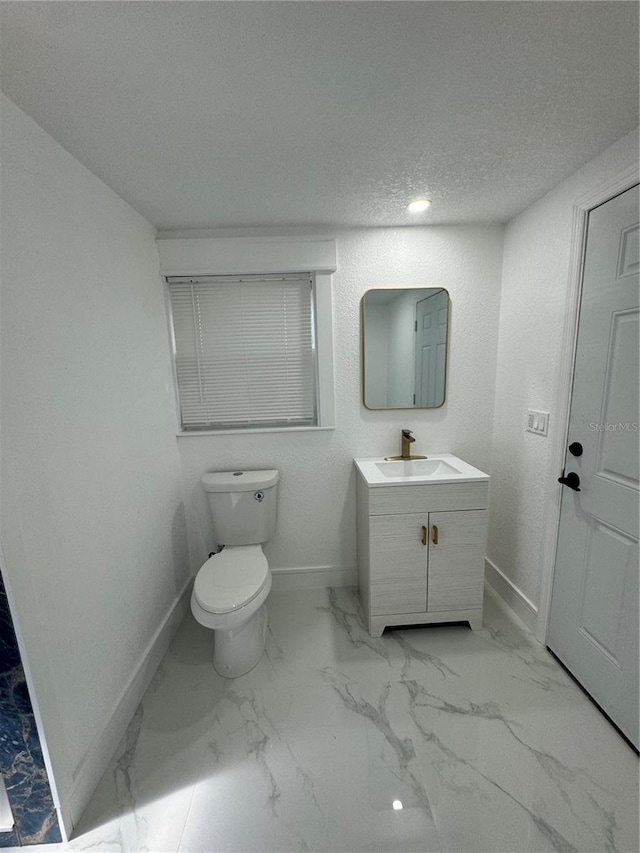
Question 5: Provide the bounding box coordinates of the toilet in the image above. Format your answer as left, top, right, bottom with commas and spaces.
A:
191, 469, 279, 678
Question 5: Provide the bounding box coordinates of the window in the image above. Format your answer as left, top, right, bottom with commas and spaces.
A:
167, 273, 319, 431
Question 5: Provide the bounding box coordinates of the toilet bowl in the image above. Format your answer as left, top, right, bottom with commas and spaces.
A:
191, 469, 279, 678
191, 545, 272, 677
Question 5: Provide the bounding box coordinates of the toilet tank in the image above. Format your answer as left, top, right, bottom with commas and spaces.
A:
201, 470, 279, 546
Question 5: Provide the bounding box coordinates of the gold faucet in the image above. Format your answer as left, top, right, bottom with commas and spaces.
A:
385, 429, 428, 461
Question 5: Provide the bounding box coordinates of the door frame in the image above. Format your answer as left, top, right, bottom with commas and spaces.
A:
536, 164, 639, 645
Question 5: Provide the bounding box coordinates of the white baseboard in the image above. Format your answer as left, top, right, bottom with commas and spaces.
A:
66, 580, 192, 833
484, 558, 538, 634
271, 565, 356, 591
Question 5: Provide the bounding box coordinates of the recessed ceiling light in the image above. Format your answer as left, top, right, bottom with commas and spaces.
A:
407, 197, 432, 213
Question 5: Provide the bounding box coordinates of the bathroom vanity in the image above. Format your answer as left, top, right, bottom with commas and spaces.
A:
354, 455, 489, 638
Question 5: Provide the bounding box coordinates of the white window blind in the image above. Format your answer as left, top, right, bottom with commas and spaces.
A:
167, 273, 316, 430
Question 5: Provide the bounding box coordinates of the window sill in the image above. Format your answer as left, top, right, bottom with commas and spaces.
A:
176, 425, 335, 437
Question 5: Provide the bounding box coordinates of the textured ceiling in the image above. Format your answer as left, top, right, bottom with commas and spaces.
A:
1, 1, 638, 230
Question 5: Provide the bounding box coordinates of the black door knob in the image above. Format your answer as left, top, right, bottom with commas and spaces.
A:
568, 442, 583, 457
558, 471, 581, 492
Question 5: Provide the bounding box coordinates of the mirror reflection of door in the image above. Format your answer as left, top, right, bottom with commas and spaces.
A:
414, 290, 448, 407
362, 287, 449, 409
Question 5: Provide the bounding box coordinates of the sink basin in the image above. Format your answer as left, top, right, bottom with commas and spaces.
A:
374, 458, 462, 478
354, 454, 489, 486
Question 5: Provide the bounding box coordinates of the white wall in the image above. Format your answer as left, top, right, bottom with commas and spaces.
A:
174, 225, 504, 581
487, 128, 639, 625
0, 96, 190, 833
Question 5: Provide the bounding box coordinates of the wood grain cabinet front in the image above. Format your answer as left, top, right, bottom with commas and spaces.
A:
356, 475, 489, 638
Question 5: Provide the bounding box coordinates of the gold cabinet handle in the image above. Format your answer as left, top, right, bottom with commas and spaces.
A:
432, 524, 439, 545
421, 525, 428, 546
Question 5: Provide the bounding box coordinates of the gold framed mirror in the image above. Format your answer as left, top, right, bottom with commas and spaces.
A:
361, 288, 449, 409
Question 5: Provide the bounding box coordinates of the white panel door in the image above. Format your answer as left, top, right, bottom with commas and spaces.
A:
548, 185, 639, 748
414, 290, 447, 406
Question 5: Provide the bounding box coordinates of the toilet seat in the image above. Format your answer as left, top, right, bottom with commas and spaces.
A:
194, 546, 269, 615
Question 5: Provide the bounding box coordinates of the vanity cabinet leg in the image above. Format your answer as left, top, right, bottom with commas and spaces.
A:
368, 617, 385, 638
469, 614, 483, 631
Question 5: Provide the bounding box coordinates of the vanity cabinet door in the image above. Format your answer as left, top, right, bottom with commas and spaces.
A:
369, 513, 427, 615
427, 509, 487, 612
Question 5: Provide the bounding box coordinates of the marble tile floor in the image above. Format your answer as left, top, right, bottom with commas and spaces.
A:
22, 587, 639, 853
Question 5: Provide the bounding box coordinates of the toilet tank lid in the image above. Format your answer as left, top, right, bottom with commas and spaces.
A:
201, 469, 279, 493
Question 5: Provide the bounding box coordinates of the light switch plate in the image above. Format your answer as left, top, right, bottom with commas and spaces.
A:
526, 409, 549, 436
